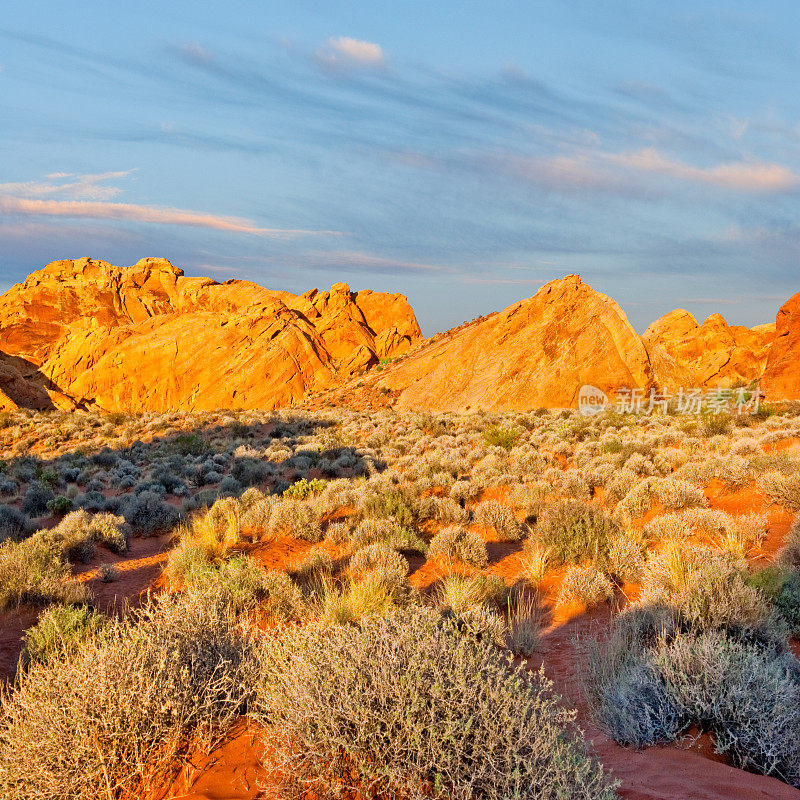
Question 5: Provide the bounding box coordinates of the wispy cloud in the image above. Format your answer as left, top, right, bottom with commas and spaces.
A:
470, 147, 800, 196
0, 195, 340, 236
316, 37, 385, 69
0, 172, 342, 237
0, 171, 135, 201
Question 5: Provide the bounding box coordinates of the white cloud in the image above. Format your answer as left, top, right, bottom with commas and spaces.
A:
0, 173, 342, 237
0, 171, 135, 201
317, 37, 385, 68
492, 147, 800, 195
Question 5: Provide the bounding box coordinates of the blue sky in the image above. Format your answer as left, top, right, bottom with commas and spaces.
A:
1, 1, 798, 335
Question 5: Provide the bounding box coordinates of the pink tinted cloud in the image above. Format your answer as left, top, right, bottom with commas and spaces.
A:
0, 195, 341, 237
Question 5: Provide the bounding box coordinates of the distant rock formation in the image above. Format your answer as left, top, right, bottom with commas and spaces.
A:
374, 275, 653, 411
643, 309, 774, 390
0, 259, 794, 412
761, 291, 800, 400
0, 258, 421, 411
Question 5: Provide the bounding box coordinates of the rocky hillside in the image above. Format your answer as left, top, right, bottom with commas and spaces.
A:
0, 258, 421, 412
374, 275, 653, 411
0, 260, 795, 412
309, 278, 797, 412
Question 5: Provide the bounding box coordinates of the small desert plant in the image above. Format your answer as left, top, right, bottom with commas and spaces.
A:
255, 607, 618, 800
532, 499, 619, 568
268, 498, 322, 542
283, 478, 326, 499
427, 525, 488, 568
96, 562, 120, 583
760, 471, 800, 512
20, 604, 107, 669
518, 542, 551, 587
472, 500, 520, 541
558, 564, 614, 607
292, 548, 333, 580
0, 589, 261, 800
0, 536, 87, 611
482, 425, 520, 450
506, 588, 542, 656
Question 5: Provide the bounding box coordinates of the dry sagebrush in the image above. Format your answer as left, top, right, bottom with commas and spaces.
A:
255, 608, 617, 800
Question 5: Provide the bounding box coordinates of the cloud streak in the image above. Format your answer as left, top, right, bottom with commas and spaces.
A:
0, 195, 340, 236
0, 172, 342, 237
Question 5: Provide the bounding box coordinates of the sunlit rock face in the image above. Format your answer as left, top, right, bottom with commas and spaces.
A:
0, 258, 421, 411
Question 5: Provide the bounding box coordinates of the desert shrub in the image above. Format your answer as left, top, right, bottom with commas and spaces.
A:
701, 412, 732, 437
40, 510, 127, 563
616, 477, 657, 518
653, 478, 708, 510
292, 549, 333, 580
748, 565, 800, 635
505, 587, 541, 656
608, 534, 646, 582
449, 479, 481, 505
182, 554, 293, 616
21, 481, 54, 517
482, 425, 520, 451
324, 520, 350, 545
283, 478, 325, 499
268, 498, 322, 542
0, 536, 87, 611
20, 604, 107, 669
434, 573, 507, 614
532, 500, 619, 567
777, 518, 800, 570
255, 608, 617, 800
427, 525, 488, 568
349, 518, 426, 555
559, 564, 614, 607
360, 487, 415, 527
415, 495, 469, 524
472, 500, 520, 541
123, 490, 180, 535
760, 471, 800, 511
349, 542, 409, 598
519, 542, 551, 587
170, 432, 208, 456
230, 456, 269, 487
0, 590, 261, 800
46, 495, 73, 516
97, 562, 120, 583
0, 505, 29, 544
654, 630, 800, 784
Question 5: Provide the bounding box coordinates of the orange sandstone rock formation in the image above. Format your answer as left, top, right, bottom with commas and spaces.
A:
643, 309, 775, 389
375, 275, 653, 411
0, 258, 421, 412
761, 291, 800, 400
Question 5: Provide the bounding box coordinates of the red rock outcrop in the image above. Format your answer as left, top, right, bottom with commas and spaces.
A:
0, 258, 421, 411
643, 310, 775, 390
761, 291, 800, 400
374, 275, 653, 411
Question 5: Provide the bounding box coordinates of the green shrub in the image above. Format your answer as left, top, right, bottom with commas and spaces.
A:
21, 605, 107, 669
170, 432, 208, 456
255, 608, 617, 800
283, 478, 326, 500
0, 537, 87, 611
533, 499, 619, 567
46, 496, 73, 516
482, 425, 520, 451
